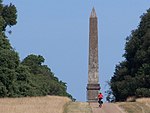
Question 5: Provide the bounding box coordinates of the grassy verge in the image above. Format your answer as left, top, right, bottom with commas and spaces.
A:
0, 96, 71, 113
118, 98, 150, 113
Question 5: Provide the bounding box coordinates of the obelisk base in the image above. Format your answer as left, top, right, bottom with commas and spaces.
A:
87, 84, 100, 102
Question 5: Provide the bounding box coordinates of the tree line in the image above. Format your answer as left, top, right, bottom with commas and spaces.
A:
0, 1, 74, 100
110, 8, 150, 101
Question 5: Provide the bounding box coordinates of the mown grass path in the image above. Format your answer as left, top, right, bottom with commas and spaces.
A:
64, 102, 92, 113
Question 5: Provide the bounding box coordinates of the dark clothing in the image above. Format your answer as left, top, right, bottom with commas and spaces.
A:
98, 99, 103, 104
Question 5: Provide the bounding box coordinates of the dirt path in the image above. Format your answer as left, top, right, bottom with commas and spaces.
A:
90, 102, 125, 113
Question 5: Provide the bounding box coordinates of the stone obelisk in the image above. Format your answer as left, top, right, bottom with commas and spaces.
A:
87, 7, 100, 102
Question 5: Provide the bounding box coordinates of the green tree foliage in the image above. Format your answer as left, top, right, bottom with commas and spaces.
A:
0, 33, 12, 50
2, 3, 17, 29
0, 49, 19, 69
21, 54, 72, 97
21, 55, 45, 74
0, 1, 73, 100
110, 9, 150, 101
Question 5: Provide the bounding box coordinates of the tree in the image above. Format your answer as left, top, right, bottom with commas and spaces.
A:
0, 1, 17, 50
0, 33, 12, 50
21, 54, 72, 98
21, 54, 45, 74
2, 3, 17, 30
0, 1, 73, 100
110, 8, 150, 101
0, 49, 19, 69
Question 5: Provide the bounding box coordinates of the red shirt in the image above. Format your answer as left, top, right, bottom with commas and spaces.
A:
98, 93, 103, 99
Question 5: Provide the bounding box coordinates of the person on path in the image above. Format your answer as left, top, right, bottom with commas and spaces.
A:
98, 92, 103, 107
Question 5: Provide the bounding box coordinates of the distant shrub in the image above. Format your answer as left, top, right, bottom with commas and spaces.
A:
126, 96, 136, 102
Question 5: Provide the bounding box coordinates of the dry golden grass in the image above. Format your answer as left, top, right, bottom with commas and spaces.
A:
118, 98, 150, 113
136, 98, 150, 104
0, 96, 71, 113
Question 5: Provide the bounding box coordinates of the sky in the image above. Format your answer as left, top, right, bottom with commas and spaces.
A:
3, 0, 150, 101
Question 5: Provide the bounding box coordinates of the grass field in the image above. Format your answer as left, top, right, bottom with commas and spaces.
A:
0, 96, 150, 113
118, 98, 150, 113
0, 96, 71, 113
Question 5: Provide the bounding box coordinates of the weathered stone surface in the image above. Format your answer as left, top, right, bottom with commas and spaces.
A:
87, 84, 100, 90
88, 7, 99, 84
87, 7, 100, 102
87, 84, 100, 102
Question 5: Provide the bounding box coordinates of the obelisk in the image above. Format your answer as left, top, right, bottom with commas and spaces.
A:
87, 7, 100, 102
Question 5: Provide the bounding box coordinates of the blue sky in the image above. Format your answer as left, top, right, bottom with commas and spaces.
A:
3, 0, 150, 101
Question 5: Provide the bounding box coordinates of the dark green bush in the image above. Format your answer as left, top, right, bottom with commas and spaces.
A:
136, 88, 150, 97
